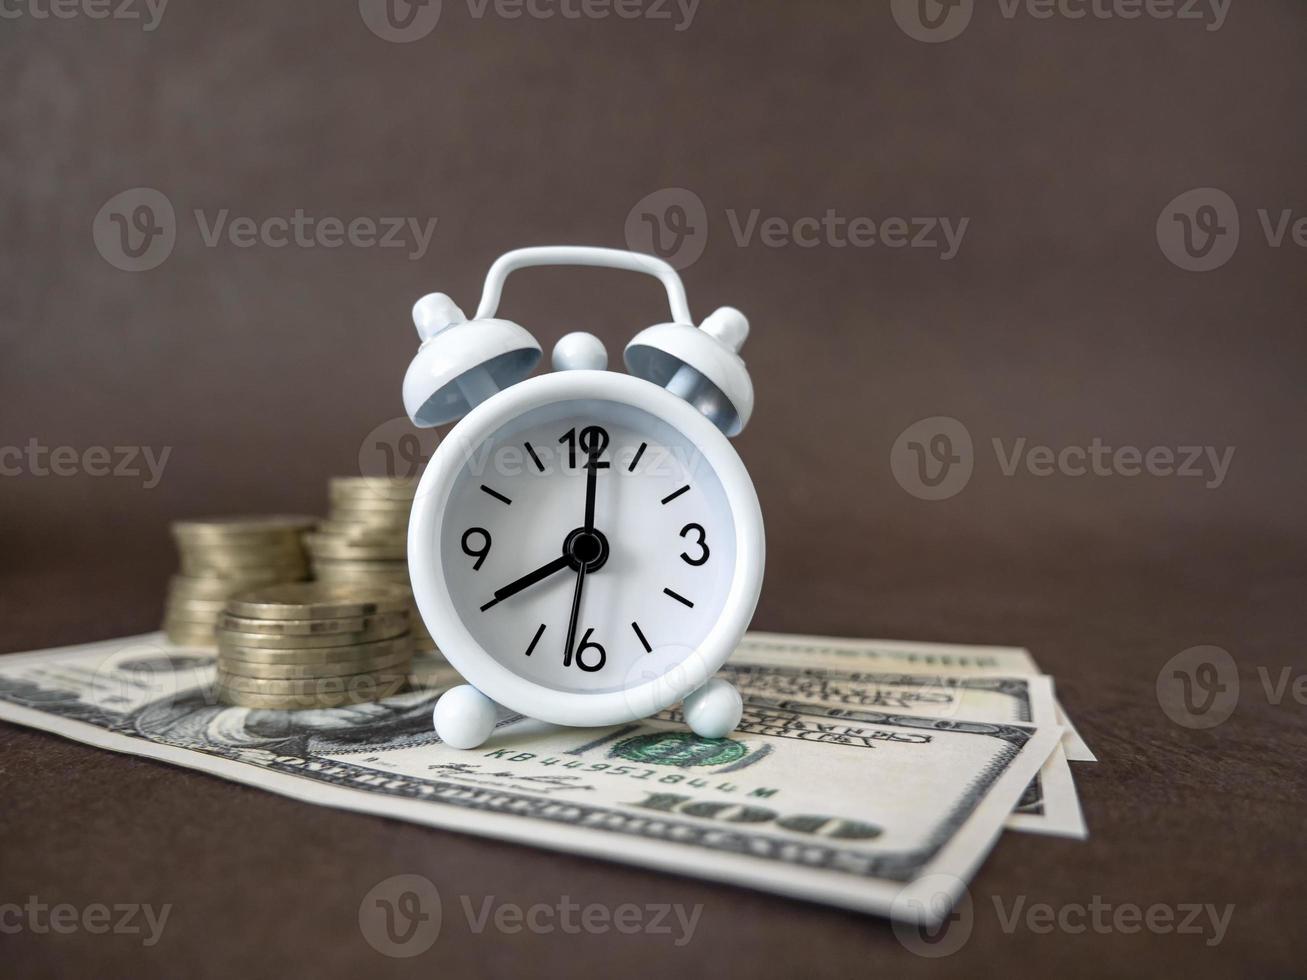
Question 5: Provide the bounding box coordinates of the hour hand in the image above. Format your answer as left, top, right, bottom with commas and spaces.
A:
480, 554, 571, 611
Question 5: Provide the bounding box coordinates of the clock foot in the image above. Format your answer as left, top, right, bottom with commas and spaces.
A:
683, 678, 743, 739
433, 685, 499, 749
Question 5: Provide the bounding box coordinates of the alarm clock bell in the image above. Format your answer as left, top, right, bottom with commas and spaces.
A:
402, 247, 753, 434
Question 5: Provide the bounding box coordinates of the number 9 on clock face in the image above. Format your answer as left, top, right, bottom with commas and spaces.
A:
435, 398, 738, 695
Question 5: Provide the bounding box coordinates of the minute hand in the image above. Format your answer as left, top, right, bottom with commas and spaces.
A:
584, 454, 598, 531
480, 554, 571, 611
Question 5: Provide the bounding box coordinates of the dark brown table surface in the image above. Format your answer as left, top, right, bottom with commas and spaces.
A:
3, 1, 1304, 976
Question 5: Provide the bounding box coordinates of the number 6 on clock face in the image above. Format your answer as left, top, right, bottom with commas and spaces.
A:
433, 396, 739, 696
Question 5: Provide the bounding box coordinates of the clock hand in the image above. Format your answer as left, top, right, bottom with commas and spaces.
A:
584, 453, 598, 531
562, 561, 587, 667
479, 553, 571, 611
580, 425, 609, 533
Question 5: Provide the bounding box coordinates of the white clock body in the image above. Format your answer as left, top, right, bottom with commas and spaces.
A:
408, 369, 764, 729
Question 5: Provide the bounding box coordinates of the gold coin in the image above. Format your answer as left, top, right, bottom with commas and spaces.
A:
215, 678, 405, 710
216, 650, 411, 679
216, 611, 407, 636
180, 546, 306, 566
312, 568, 411, 586
163, 613, 218, 629
330, 477, 418, 500
314, 520, 409, 542
164, 626, 217, 647
326, 506, 410, 525
216, 642, 413, 668
180, 558, 308, 579
172, 515, 318, 539
216, 623, 410, 651
166, 597, 231, 616
312, 571, 411, 587
215, 669, 409, 695
169, 570, 300, 593
174, 563, 308, 585
168, 575, 265, 599
224, 582, 412, 621
305, 535, 405, 561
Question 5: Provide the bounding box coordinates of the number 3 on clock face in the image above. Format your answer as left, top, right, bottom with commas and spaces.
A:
436, 398, 738, 695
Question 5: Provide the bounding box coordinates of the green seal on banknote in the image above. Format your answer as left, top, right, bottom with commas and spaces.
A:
610, 731, 747, 768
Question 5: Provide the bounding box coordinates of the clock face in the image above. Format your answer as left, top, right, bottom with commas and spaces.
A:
435, 398, 737, 695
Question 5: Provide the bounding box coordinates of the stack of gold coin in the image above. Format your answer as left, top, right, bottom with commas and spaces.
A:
215, 582, 415, 709
164, 516, 315, 647
307, 477, 437, 654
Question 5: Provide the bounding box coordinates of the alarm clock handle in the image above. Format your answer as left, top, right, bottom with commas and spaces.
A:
474, 247, 694, 325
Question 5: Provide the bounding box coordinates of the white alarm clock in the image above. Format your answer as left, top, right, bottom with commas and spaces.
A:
401, 246, 764, 749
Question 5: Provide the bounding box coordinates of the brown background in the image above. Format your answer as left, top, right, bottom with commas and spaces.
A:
2, 1, 1304, 977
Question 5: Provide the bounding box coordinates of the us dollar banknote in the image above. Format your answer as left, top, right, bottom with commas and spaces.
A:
0, 633, 1064, 922
721, 662, 1086, 838
736, 631, 1096, 762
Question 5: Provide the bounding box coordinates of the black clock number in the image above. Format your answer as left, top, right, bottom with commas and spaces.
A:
565, 627, 606, 672
461, 527, 492, 570
558, 428, 577, 468
678, 522, 710, 566
559, 426, 609, 468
